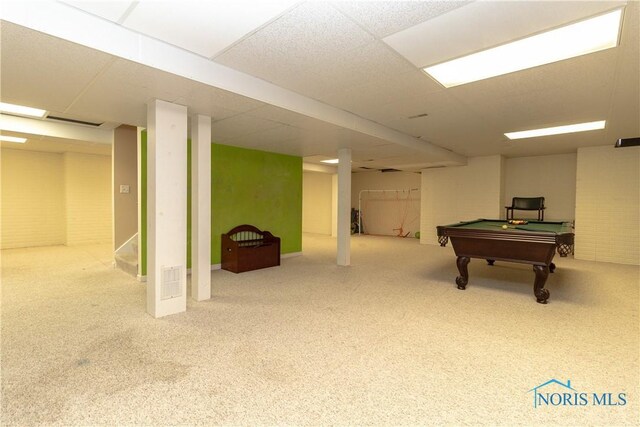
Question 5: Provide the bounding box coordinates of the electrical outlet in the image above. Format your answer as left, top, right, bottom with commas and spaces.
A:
120, 184, 130, 194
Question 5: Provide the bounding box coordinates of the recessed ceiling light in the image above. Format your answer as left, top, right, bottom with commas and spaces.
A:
321, 159, 339, 164
424, 8, 623, 88
0, 135, 27, 143
0, 102, 47, 118
505, 120, 606, 140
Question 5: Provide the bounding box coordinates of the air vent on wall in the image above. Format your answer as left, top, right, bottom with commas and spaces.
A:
161, 266, 183, 300
615, 137, 640, 148
46, 115, 103, 127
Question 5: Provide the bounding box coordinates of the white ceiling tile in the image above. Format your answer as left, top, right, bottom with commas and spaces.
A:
257, 124, 304, 142
174, 82, 265, 120
358, 90, 465, 127
66, 58, 201, 125
308, 42, 416, 92
211, 114, 281, 142
334, 1, 471, 38
606, 32, 640, 140
342, 133, 391, 148
381, 104, 496, 154
608, 1, 640, 135
59, 1, 135, 23
175, 99, 240, 123
214, 36, 325, 96
317, 70, 445, 120
352, 143, 420, 161
620, 1, 640, 52
469, 82, 614, 134
214, 2, 375, 89
123, 0, 299, 58
66, 88, 147, 126
0, 21, 114, 113
246, 105, 319, 127
290, 117, 350, 133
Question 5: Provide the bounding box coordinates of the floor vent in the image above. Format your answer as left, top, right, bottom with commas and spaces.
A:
161, 266, 182, 300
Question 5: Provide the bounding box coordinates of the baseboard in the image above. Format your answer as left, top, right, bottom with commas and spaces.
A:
135, 258, 292, 282
282, 251, 302, 259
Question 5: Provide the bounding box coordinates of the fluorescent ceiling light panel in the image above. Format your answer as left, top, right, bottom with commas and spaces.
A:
321, 159, 339, 164
0, 102, 47, 118
505, 120, 606, 140
0, 135, 27, 143
424, 9, 623, 88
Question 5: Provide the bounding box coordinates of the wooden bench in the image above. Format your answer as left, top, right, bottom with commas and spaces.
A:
505, 197, 546, 221
221, 224, 280, 273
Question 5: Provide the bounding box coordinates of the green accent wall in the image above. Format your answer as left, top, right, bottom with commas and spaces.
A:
187, 139, 192, 268
211, 143, 302, 264
139, 132, 302, 274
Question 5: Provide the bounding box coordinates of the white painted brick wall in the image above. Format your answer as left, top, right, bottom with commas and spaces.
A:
303, 171, 333, 235
504, 154, 577, 221
576, 146, 639, 265
420, 156, 503, 245
1, 149, 66, 248
0, 149, 112, 249
64, 152, 112, 245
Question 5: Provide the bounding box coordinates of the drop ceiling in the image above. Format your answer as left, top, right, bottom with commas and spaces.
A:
1, 1, 638, 171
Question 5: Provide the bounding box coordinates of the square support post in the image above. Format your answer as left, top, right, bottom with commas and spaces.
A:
146, 99, 188, 318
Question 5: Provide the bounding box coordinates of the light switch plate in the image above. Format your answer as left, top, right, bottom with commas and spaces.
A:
120, 184, 130, 194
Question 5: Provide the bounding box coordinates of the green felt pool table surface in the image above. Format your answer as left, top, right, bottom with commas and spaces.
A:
448, 219, 573, 234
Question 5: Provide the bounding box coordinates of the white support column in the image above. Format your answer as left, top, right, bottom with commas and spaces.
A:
191, 114, 211, 301
147, 99, 188, 318
336, 148, 351, 266
331, 174, 338, 238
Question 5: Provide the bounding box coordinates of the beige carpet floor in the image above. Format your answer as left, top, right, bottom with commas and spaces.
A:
1, 233, 638, 426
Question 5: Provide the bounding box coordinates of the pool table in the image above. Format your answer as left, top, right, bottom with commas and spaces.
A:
436, 219, 574, 304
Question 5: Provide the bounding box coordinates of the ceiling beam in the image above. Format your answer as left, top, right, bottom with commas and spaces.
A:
1, 0, 466, 166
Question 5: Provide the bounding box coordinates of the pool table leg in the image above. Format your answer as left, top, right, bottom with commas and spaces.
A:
455, 256, 470, 290
533, 265, 550, 304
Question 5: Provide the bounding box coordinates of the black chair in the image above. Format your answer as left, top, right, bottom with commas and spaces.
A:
505, 197, 545, 221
